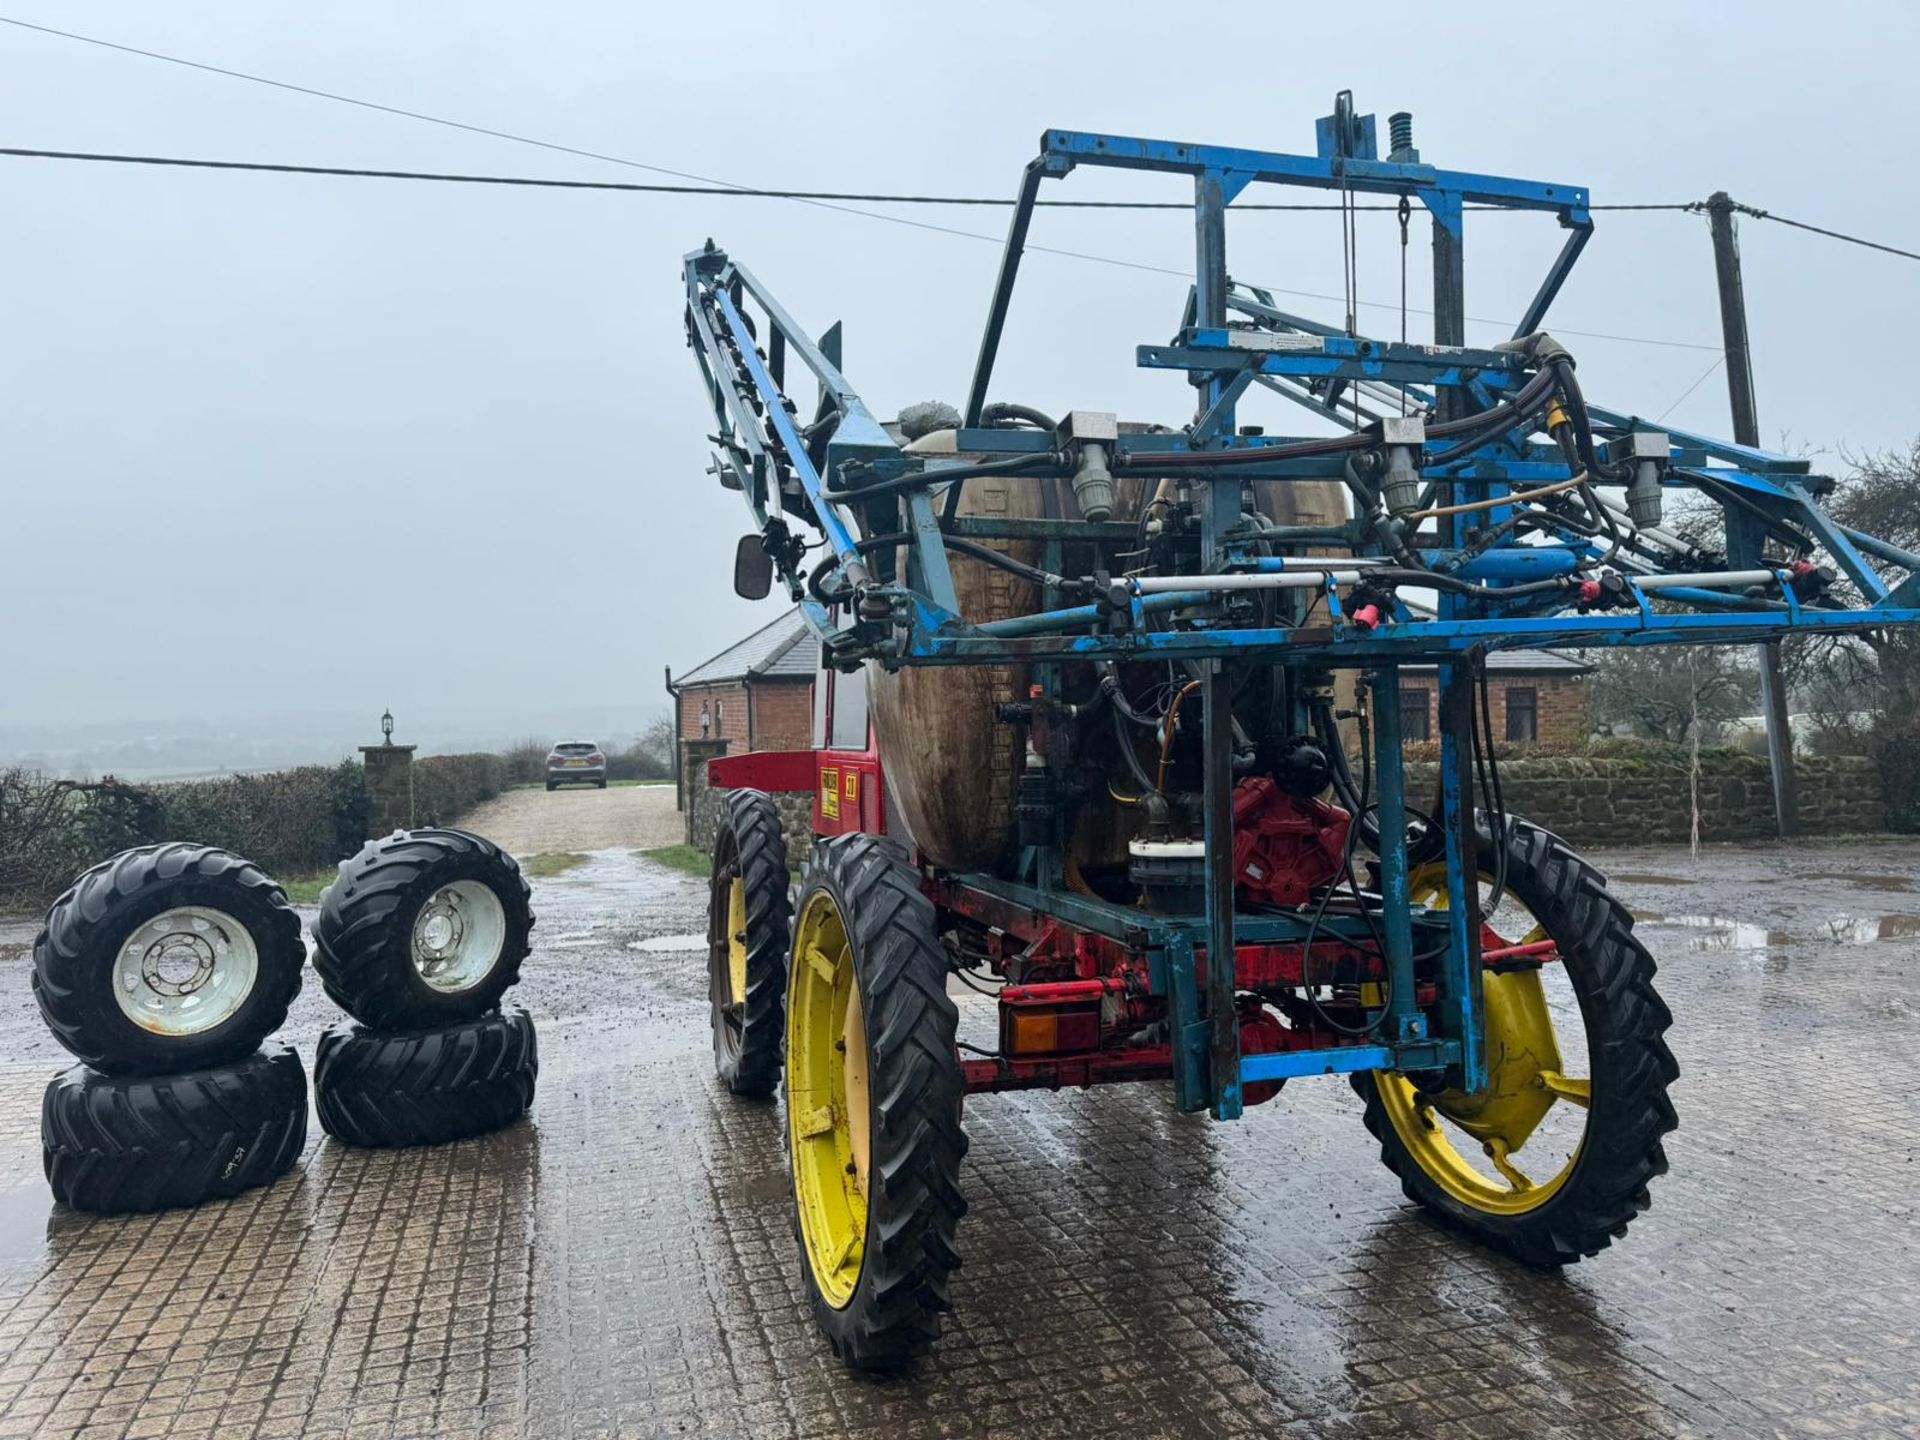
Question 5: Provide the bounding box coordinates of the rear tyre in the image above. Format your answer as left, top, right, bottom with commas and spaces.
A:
314, 1008, 537, 1148
33, 844, 305, 1075
786, 835, 967, 1371
707, 790, 791, 1097
1352, 819, 1678, 1267
314, 829, 532, 1029
43, 1044, 307, 1213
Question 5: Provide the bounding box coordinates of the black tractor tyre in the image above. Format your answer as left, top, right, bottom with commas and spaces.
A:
314, 1008, 537, 1148
33, 843, 305, 1076
1352, 818, 1679, 1268
43, 1044, 307, 1213
788, 834, 969, 1372
313, 829, 533, 1030
707, 789, 792, 1097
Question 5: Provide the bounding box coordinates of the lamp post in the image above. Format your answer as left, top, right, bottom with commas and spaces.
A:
361, 708, 415, 837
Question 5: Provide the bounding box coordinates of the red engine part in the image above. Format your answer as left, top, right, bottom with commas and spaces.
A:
1238, 1004, 1289, 1106
1231, 776, 1351, 907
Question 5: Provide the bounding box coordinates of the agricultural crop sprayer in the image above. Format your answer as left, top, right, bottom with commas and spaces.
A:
682, 95, 1920, 1369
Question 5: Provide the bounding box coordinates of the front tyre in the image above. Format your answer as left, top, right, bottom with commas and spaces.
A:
786, 835, 967, 1371
1353, 819, 1678, 1267
706, 790, 790, 1097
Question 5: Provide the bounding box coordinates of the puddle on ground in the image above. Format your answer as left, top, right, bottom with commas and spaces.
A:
1634, 911, 1920, 949
627, 933, 707, 953
1802, 871, 1914, 893
0, 1186, 53, 1263
1609, 872, 1695, 886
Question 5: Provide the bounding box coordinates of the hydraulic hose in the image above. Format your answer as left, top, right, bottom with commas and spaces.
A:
822, 450, 1066, 503
979, 402, 1059, 432
1111, 702, 1163, 797
808, 525, 1072, 604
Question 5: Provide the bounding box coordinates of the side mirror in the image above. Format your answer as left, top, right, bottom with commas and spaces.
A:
733, 535, 775, 600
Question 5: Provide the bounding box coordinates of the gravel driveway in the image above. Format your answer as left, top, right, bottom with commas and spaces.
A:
454, 781, 683, 854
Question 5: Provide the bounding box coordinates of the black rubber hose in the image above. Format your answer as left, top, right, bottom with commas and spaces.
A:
810, 525, 1070, 602
980, 402, 1059, 432
1123, 364, 1560, 472
1548, 358, 1633, 482
822, 451, 1066, 503
1111, 701, 1162, 796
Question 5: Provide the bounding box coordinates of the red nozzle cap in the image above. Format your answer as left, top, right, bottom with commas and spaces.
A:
1577, 579, 1603, 606
1352, 603, 1381, 631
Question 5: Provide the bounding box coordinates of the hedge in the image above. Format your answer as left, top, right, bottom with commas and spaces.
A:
0, 752, 508, 910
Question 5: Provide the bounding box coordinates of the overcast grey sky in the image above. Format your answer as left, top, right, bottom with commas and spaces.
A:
3, 2, 1916, 748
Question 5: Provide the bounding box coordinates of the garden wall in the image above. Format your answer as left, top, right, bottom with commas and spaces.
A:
1403, 752, 1884, 846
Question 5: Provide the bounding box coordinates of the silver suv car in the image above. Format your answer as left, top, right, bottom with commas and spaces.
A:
545, 741, 607, 790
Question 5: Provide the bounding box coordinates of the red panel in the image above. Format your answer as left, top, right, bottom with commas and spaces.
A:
812, 752, 883, 840
708, 748, 816, 792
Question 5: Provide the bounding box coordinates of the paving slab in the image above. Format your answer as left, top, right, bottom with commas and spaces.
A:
1, 837, 1918, 1438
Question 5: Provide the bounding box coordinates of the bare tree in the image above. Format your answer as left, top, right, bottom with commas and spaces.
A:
640, 711, 676, 764
1585, 646, 1758, 744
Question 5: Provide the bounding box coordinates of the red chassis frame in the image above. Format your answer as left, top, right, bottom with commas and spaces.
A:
705, 672, 1542, 1102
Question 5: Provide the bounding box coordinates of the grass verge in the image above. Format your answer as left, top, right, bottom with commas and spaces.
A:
279, 871, 334, 905
641, 844, 711, 879
524, 852, 588, 878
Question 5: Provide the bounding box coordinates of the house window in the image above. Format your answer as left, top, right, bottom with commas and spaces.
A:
1505, 686, 1538, 743
1400, 688, 1431, 742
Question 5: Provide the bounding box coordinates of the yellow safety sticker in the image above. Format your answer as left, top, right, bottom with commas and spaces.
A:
820, 767, 840, 820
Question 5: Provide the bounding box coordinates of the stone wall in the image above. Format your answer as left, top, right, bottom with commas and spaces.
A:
1404, 753, 1884, 846
683, 741, 815, 870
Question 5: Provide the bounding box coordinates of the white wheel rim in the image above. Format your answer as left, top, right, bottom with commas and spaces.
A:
113, 905, 260, 1036
411, 880, 507, 993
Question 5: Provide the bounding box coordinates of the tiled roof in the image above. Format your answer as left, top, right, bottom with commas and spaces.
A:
674, 609, 818, 687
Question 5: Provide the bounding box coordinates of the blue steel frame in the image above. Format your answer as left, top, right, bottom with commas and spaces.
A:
684, 98, 1920, 1121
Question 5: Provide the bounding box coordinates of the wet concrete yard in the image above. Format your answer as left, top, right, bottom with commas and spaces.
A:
3, 837, 1920, 1437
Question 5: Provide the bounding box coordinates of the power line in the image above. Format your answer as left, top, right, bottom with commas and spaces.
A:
0, 16, 1692, 213
0, 142, 1728, 352
1717, 198, 1920, 265
1656, 353, 1727, 422
0, 144, 1665, 211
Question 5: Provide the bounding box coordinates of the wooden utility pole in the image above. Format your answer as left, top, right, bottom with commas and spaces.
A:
1706, 191, 1799, 838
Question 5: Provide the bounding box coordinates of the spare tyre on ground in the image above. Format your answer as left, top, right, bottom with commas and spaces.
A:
314, 1008, 538, 1148
313, 828, 533, 1030
33, 844, 306, 1075
42, 1043, 308, 1213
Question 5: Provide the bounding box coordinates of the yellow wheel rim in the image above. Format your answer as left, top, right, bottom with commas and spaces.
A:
726, 877, 748, 1007
1374, 864, 1591, 1216
787, 889, 871, 1308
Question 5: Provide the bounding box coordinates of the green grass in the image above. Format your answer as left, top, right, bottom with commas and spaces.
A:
641, 844, 711, 879
524, 852, 588, 878
279, 871, 335, 905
